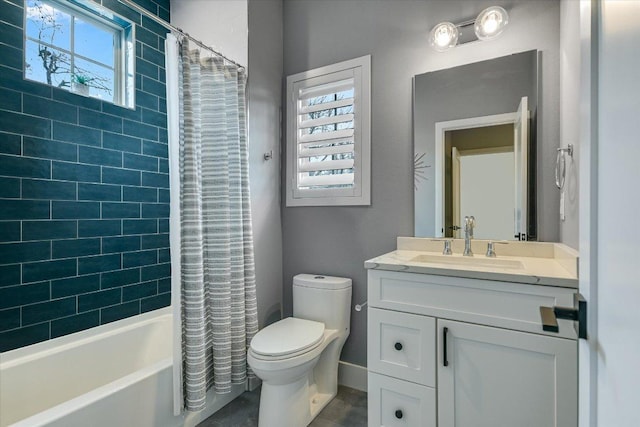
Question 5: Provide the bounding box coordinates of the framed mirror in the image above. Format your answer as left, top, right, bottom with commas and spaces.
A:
413, 50, 539, 240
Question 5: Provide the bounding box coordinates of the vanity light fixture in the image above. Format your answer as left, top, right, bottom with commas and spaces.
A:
429, 5, 509, 52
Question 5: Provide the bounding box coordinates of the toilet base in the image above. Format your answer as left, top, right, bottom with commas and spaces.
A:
248, 327, 348, 427
309, 391, 333, 420
258, 376, 335, 427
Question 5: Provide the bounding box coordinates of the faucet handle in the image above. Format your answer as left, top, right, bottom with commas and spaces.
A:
486, 241, 508, 258
442, 239, 453, 255
430, 239, 453, 255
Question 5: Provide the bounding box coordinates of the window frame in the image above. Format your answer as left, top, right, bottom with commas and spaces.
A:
23, 0, 135, 108
286, 55, 371, 207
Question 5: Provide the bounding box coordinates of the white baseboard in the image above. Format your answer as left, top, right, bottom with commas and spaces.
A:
338, 361, 367, 392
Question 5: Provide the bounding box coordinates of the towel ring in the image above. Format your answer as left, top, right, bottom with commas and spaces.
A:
555, 144, 574, 190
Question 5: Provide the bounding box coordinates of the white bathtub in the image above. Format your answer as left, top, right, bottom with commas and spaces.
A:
0, 307, 247, 427
0, 308, 178, 427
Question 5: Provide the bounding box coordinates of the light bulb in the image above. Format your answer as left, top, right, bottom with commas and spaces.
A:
429, 22, 459, 52
475, 6, 509, 40
435, 29, 451, 47
483, 14, 499, 34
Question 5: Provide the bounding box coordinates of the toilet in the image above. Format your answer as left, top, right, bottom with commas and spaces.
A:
247, 274, 352, 427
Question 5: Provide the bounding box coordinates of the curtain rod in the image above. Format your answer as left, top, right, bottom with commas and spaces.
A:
117, 0, 245, 70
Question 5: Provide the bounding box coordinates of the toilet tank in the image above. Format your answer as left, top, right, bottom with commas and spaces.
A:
293, 274, 352, 332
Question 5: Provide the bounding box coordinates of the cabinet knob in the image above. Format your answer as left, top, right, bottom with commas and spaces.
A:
395, 409, 403, 419
394, 342, 403, 351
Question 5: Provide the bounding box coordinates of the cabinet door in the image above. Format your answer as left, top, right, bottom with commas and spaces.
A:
437, 319, 577, 427
368, 372, 436, 427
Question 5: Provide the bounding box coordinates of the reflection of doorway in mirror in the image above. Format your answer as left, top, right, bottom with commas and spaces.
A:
451, 147, 461, 238
458, 148, 515, 241
435, 96, 529, 240
445, 125, 515, 239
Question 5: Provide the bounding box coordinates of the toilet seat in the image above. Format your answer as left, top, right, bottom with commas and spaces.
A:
250, 317, 325, 359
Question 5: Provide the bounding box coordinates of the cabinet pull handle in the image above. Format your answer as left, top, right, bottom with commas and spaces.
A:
395, 409, 403, 419
394, 342, 403, 351
443, 327, 449, 367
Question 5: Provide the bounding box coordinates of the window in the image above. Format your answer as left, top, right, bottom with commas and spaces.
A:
286, 55, 371, 206
24, 0, 134, 108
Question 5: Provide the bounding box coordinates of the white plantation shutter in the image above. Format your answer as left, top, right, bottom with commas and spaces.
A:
286, 56, 371, 206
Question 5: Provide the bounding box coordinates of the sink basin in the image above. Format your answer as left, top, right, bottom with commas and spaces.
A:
410, 254, 524, 270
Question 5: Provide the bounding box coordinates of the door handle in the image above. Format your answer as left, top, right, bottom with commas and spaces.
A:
539, 293, 587, 339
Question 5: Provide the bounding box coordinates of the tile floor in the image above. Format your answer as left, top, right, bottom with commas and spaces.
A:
197, 385, 367, 427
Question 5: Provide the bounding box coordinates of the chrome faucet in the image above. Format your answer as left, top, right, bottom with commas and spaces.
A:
463, 216, 476, 257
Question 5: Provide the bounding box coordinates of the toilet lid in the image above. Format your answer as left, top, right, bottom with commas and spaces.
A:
250, 317, 325, 357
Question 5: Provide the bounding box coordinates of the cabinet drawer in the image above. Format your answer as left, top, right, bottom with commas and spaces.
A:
368, 372, 436, 427
368, 270, 577, 339
368, 307, 435, 386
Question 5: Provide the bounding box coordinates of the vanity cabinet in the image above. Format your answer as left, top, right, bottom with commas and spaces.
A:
367, 269, 578, 427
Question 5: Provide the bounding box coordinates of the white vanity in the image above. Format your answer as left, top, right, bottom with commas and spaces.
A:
365, 237, 579, 427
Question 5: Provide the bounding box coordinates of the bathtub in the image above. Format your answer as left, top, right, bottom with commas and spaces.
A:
0, 308, 178, 427
0, 307, 246, 427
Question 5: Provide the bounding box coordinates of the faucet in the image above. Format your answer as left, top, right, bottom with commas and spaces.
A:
463, 216, 475, 257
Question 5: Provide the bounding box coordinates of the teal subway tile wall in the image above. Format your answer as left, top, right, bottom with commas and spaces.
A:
0, 0, 172, 352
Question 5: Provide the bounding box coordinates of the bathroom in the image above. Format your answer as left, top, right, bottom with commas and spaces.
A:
0, 0, 638, 426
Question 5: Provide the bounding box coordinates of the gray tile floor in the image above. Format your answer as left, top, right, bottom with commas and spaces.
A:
196, 385, 367, 427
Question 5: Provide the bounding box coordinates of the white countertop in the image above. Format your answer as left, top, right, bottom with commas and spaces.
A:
364, 238, 579, 289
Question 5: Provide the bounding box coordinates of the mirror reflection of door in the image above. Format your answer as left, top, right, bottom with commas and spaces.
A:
442, 96, 529, 241
451, 147, 461, 239
513, 96, 529, 240
445, 124, 516, 240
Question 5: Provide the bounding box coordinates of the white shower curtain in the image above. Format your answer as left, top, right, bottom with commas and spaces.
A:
165, 33, 258, 413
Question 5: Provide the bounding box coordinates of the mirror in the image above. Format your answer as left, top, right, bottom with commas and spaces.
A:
414, 50, 539, 240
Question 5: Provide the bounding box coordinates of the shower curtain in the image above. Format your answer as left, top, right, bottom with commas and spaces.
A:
165, 33, 258, 413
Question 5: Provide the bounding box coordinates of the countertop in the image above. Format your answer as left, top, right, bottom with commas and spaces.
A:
364, 238, 579, 289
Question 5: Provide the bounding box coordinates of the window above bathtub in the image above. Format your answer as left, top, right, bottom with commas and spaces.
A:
24, 0, 135, 108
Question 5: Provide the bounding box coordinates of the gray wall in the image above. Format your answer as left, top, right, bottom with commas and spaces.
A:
559, 0, 579, 249
171, 0, 248, 65
248, 0, 284, 328
282, 0, 561, 367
